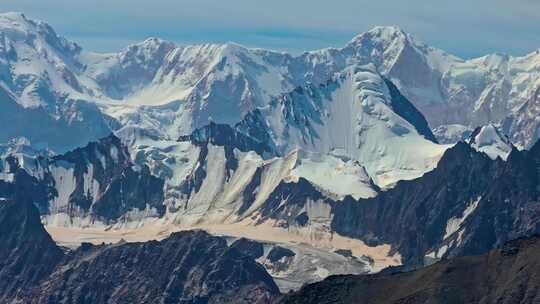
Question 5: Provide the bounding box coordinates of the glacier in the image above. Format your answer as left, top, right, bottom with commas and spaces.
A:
1, 11, 539, 289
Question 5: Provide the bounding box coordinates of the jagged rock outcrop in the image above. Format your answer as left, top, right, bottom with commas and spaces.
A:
0, 197, 279, 304
178, 115, 276, 157
0, 134, 166, 224
231, 238, 265, 260
33, 230, 279, 304
50, 134, 166, 221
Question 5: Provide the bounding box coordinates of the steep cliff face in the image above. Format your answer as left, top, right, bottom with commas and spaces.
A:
0, 198, 64, 302
279, 235, 540, 304
0, 135, 166, 224
382, 78, 438, 143
49, 135, 166, 222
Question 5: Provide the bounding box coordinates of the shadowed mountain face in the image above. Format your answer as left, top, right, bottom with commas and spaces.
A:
32, 231, 279, 304
0, 198, 279, 304
383, 78, 438, 143
0, 198, 64, 302
51, 135, 166, 221
279, 235, 540, 304
331, 139, 540, 265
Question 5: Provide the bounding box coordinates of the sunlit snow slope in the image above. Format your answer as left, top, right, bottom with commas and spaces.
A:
1, 11, 538, 290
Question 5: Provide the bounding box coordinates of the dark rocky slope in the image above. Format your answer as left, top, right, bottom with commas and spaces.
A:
178, 114, 276, 157
4, 132, 539, 271
0, 198, 279, 304
33, 231, 279, 304
0, 198, 64, 302
331, 139, 540, 265
280, 235, 540, 304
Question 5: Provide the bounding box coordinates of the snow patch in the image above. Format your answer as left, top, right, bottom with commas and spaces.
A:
0, 172, 14, 182
49, 162, 77, 213
82, 164, 101, 204
444, 196, 481, 240
291, 152, 377, 200
467, 124, 513, 160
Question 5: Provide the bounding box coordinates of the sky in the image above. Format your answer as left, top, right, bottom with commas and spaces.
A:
1, 0, 539, 58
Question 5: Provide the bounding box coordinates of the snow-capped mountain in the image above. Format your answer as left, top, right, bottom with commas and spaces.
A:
2, 12, 539, 152
248, 65, 447, 187
339, 27, 540, 149
0, 13, 113, 152
466, 124, 514, 160
2, 11, 540, 290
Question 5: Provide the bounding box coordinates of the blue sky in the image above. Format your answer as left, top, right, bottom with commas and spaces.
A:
1, 0, 539, 58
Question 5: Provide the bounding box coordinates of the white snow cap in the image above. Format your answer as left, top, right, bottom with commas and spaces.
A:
467, 124, 513, 160
349, 26, 409, 44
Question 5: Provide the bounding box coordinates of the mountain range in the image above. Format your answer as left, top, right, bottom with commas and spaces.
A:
0, 197, 279, 303
1, 12, 539, 151
1, 11, 540, 302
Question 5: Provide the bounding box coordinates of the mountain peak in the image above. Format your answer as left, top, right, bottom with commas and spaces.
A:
140, 37, 175, 48
130, 37, 175, 50
349, 25, 411, 46
121, 37, 176, 59
0, 11, 29, 23
0, 11, 34, 33
368, 25, 408, 37
218, 42, 249, 58
467, 124, 513, 160
345, 26, 430, 76
0, 11, 80, 55
0, 12, 54, 35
